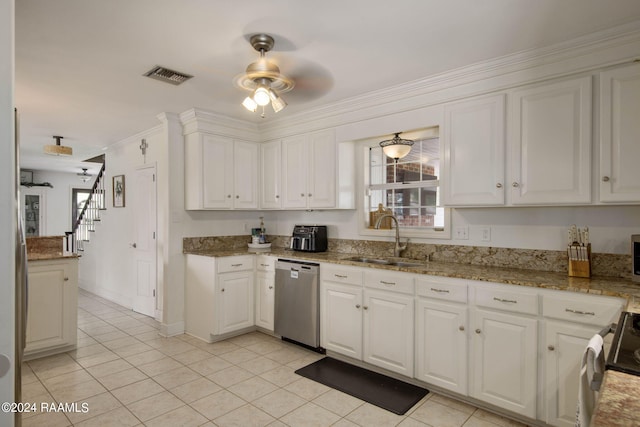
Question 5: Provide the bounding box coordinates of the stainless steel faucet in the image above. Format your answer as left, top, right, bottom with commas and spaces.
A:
374, 213, 408, 257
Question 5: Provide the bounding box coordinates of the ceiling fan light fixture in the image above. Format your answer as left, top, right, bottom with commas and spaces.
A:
270, 92, 287, 113
253, 86, 271, 106
44, 135, 72, 156
379, 132, 414, 162
242, 96, 258, 112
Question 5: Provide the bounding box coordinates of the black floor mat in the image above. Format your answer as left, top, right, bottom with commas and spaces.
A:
295, 357, 428, 415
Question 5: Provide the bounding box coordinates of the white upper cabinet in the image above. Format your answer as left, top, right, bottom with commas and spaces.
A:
509, 76, 592, 205
599, 62, 640, 203
260, 140, 282, 209
443, 94, 506, 206
185, 132, 258, 210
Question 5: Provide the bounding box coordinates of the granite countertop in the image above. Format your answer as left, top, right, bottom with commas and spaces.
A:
28, 253, 80, 261
184, 247, 640, 309
591, 370, 640, 426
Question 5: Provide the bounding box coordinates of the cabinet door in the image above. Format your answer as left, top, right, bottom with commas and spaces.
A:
544, 320, 600, 427
202, 135, 234, 209
25, 261, 75, 353
415, 299, 468, 395
217, 271, 254, 335
471, 308, 537, 418
233, 140, 258, 209
509, 76, 592, 205
282, 135, 309, 208
363, 289, 414, 377
599, 63, 640, 203
22, 188, 46, 237
321, 282, 363, 359
443, 94, 505, 206
255, 271, 275, 331
260, 140, 282, 209
308, 130, 336, 208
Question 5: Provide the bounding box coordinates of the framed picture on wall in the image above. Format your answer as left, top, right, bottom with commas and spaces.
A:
113, 175, 125, 207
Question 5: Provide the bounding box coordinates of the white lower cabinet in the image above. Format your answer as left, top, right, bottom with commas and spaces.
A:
415, 276, 468, 395
255, 255, 276, 331
25, 258, 78, 359
542, 292, 624, 427
185, 254, 254, 342
321, 265, 414, 377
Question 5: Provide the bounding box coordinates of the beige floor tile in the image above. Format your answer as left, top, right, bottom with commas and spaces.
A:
144, 404, 208, 427
284, 377, 331, 401
22, 410, 71, 427
137, 356, 183, 376
259, 365, 301, 387
285, 353, 325, 370
76, 336, 99, 348
397, 418, 434, 427
170, 377, 222, 403
41, 368, 95, 391
68, 343, 109, 360
111, 378, 164, 405
93, 330, 131, 343
145, 337, 198, 356
152, 365, 201, 389
133, 330, 162, 341
244, 340, 286, 355
227, 376, 279, 402
21, 364, 39, 385
227, 332, 272, 347
279, 402, 342, 427
203, 340, 240, 356
207, 366, 255, 388
214, 403, 275, 427
253, 388, 307, 418
75, 350, 121, 368
98, 367, 149, 390
170, 348, 214, 365
122, 349, 165, 366
65, 391, 122, 424
312, 388, 365, 417
28, 353, 83, 380
122, 323, 157, 336
331, 419, 361, 427
112, 341, 155, 358
86, 358, 133, 378
238, 356, 282, 375
263, 346, 310, 364
101, 336, 141, 350
188, 355, 233, 376
80, 324, 119, 336
126, 390, 184, 421
74, 406, 140, 427
430, 394, 477, 416
191, 389, 247, 420
218, 348, 260, 364
21, 381, 53, 403
470, 409, 528, 427
48, 378, 107, 403
346, 403, 408, 427
409, 400, 472, 427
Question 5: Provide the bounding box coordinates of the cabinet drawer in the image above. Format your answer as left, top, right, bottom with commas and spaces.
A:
416, 276, 467, 303
364, 270, 414, 295
322, 265, 363, 286
217, 255, 255, 273
256, 255, 275, 272
474, 284, 539, 315
542, 294, 623, 325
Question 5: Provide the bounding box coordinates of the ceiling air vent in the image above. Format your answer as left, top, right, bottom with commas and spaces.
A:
143, 65, 193, 85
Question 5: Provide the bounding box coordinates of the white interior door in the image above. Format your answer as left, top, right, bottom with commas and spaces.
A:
132, 165, 157, 317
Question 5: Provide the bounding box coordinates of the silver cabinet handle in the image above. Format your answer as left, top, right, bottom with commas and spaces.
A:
268, 286, 273, 290
231, 263, 243, 267
380, 281, 396, 286
512, 182, 519, 188
300, 193, 305, 197
132, 243, 137, 248
227, 194, 232, 198
356, 304, 361, 309
430, 288, 449, 293
602, 176, 610, 182
260, 264, 270, 267
363, 306, 369, 310
308, 193, 312, 197
496, 183, 503, 188
493, 297, 517, 304
236, 195, 239, 199
565, 308, 595, 316
335, 274, 348, 279
475, 329, 481, 334
221, 288, 225, 292
459, 326, 465, 331
64, 277, 69, 281
276, 195, 279, 198
548, 345, 555, 351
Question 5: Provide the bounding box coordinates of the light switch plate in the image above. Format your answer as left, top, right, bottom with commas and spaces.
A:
455, 226, 469, 240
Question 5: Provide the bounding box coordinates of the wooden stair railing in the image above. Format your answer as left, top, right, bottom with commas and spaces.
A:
65, 163, 106, 254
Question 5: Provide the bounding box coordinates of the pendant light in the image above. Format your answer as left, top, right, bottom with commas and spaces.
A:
379, 132, 414, 162
44, 135, 72, 156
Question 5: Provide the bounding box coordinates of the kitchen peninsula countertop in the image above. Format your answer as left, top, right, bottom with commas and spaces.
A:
26, 235, 79, 261
592, 370, 640, 426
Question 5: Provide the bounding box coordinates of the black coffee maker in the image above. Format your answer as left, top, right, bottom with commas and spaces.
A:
289, 225, 328, 252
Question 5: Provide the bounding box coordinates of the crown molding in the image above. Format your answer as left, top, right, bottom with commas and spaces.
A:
258, 20, 640, 140
179, 108, 261, 142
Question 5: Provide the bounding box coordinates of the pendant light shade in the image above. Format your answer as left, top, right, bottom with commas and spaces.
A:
379, 132, 414, 161
44, 136, 72, 156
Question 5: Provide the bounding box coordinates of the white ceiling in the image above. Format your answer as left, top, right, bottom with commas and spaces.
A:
15, 0, 640, 174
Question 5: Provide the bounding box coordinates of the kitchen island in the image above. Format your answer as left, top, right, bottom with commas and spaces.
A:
25, 236, 79, 360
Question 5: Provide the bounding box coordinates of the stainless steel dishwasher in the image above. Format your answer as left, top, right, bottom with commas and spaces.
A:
274, 259, 321, 350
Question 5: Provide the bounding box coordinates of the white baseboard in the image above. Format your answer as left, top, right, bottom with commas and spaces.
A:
159, 321, 185, 337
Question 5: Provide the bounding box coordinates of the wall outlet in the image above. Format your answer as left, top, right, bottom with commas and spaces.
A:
481, 227, 491, 242
455, 226, 469, 240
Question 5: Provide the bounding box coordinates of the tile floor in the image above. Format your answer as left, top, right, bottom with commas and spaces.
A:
21, 289, 531, 427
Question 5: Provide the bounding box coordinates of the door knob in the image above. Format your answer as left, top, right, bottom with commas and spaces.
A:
132, 243, 137, 248
475, 329, 481, 334
496, 183, 503, 188
602, 176, 610, 182
356, 304, 361, 309
548, 345, 555, 351
459, 326, 465, 331
512, 182, 519, 188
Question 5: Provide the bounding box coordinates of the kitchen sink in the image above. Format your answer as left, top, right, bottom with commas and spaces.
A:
344, 256, 424, 268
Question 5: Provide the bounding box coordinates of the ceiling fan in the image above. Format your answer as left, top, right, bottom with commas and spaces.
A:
77, 168, 92, 183
233, 34, 295, 117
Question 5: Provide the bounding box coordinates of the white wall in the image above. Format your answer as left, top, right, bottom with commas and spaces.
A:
29, 170, 92, 236
0, 0, 16, 424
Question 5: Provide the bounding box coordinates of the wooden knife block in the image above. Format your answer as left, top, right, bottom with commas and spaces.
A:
568, 244, 591, 278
